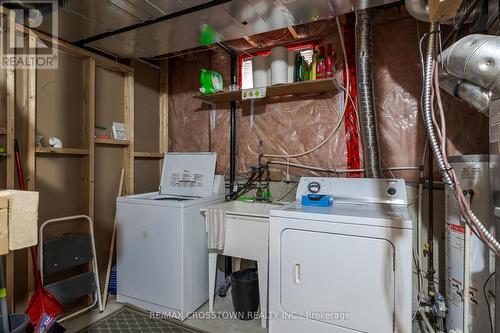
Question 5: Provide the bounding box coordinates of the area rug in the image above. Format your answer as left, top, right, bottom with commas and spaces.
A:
78, 307, 208, 333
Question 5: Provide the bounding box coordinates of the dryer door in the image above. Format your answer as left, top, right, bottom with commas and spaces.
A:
280, 229, 395, 332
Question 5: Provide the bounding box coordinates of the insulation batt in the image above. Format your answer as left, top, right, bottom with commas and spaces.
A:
168, 11, 488, 182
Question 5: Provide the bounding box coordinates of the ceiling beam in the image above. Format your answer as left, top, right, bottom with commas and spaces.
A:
243, 36, 258, 48
288, 26, 299, 39
74, 0, 231, 46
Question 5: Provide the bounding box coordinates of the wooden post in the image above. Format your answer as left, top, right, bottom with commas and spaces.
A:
83, 58, 96, 219
26, 33, 37, 294
123, 73, 134, 196
4, 9, 15, 312
159, 60, 169, 174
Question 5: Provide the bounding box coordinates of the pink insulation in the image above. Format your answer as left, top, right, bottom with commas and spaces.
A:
168, 13, 489, 182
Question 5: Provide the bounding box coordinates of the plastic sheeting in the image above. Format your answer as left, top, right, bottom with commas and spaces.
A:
168, 12, 489, 182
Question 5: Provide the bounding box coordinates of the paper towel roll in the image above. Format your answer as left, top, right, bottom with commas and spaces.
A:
271, 46, 288, 85
287, 50, 296, 83
252, 55, 269, 88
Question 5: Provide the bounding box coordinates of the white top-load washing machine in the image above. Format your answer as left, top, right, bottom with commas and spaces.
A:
116, 152, 225, 320
269, 177, 413, 333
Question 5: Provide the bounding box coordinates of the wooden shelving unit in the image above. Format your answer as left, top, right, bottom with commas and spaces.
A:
193, 78, 339, 104
35, 147, 89, 156
0, 5, 169, 309
95, 138, 130, 146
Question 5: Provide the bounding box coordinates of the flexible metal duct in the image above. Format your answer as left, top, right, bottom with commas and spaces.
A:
440, 34, 500, 97
439, 73, 491, 114
356, 9, 383, 178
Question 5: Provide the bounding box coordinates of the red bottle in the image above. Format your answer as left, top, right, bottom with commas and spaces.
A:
316, 46, 326, 79
325, 43, 334, 78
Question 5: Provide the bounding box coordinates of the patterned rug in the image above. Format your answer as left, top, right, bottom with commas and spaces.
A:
78, 307, 207, 333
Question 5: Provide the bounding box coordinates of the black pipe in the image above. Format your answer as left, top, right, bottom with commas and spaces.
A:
219, 43, 237, 197
427, 145, 436, 294
75, 0, 231, 46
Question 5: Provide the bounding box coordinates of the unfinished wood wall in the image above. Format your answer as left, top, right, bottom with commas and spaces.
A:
0, 10, 168, 304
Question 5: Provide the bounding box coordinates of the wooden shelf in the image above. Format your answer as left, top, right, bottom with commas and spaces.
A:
35, 147, 89, 156
95, 138, 130, 146
134, 152, 164, 159
193, 79, 339, 104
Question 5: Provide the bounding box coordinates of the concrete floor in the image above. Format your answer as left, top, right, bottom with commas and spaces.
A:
64, 291, 266, 333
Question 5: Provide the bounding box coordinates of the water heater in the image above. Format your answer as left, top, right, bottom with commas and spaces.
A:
445, 155, 494, 332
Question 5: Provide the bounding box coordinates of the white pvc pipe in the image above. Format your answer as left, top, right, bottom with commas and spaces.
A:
268, 160, 421, 174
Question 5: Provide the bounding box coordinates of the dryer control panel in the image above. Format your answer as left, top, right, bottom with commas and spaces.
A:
295, 177, 407, 205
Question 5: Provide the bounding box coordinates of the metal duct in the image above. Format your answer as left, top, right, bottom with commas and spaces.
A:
405, 0, 431, 22
440, 34, 500, 97
439, 73, 491, 114
356, 9, 383, 179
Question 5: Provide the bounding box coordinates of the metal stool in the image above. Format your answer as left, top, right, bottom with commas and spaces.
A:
39, 215, 103, 322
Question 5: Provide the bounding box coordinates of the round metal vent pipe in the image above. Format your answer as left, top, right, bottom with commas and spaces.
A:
356, 9, 383, 178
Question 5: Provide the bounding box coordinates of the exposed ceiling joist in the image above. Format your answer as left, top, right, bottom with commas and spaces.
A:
288, 26, 299, 39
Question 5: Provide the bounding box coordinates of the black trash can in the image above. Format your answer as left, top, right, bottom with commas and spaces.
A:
231, 268, 260, 320
0, 314, 29, 333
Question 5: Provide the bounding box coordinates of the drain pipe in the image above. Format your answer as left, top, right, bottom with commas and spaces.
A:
219, 42, 237, 197
356, 9, 383, 178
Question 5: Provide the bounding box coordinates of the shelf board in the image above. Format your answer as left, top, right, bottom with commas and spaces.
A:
35, 147, 89, 156
193, 79, 339, 105
134, 152, 165, 159
95, 138, 130, 146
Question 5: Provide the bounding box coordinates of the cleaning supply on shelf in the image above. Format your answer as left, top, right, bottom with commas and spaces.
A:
270, 46, 288, 85
252, 56, 269, 88
310, 48, 318, 81
287, 50, 295, 83
199, 69, 224, 95
316, 46, 326, 80
316, 55, 326, 79
302, 56, 310, 81
325, 43, 334, 78
294, 53, 303, 82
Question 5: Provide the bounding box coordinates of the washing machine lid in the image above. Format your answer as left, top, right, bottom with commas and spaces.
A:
271, 201, 412, 229
159, 152, 217, 197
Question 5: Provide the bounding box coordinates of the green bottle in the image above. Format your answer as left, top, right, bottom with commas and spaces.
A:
294, 54, 304, 82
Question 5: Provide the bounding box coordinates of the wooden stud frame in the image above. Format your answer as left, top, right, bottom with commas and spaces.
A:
4, 8, 15, 312
159, 60, 169, 172
0, 6, 171, 307
83, 58, 96, 219
123, 72, 135, 196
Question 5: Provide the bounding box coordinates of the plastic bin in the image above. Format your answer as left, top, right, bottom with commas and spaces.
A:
231, 269, 260, 320
0, 314, 29, 333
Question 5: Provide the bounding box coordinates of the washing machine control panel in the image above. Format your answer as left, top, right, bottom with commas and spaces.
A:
295, 177, 407, 205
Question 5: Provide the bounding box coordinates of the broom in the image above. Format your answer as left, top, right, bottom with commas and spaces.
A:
14, 139, 65, 332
